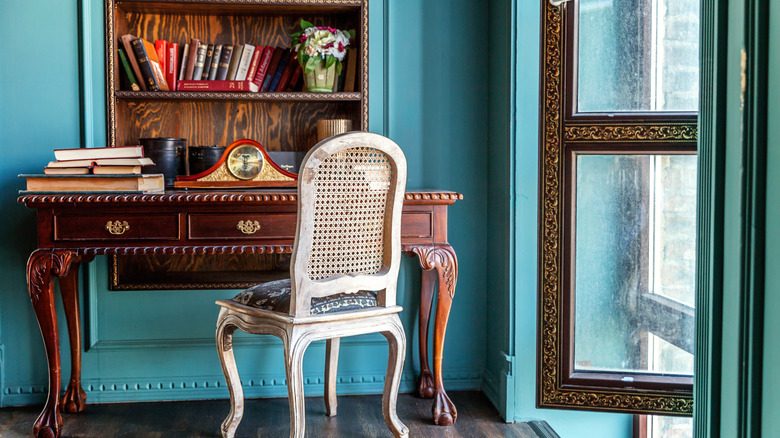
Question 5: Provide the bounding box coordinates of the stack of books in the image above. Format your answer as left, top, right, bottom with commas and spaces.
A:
21, 146, 164, 194
118, 35, 356, 93
44, 145, 153, 175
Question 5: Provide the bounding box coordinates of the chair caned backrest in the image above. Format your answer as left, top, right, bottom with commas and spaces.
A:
289, 132, 407, 317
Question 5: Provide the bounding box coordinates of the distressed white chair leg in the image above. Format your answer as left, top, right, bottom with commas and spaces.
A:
325, 337, 340, 416
285, 332, 311, 438
216, 309, 244, 438
381, 315, 409, 438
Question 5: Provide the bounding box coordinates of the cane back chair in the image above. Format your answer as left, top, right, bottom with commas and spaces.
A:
214, 132, 409, 438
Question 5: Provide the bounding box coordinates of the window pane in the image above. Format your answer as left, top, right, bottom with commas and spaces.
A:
573, 155, 695, 374
577, 0, 700, 112
648, 415, 693, 438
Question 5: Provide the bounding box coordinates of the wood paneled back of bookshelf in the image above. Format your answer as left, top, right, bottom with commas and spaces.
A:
106, 1, 368, 151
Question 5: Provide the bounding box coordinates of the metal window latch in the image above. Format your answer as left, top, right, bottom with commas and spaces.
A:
550, 0, 572, 6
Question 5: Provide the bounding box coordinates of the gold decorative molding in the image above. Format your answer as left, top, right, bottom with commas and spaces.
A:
564, 123, 698, 142
537, 0, 693, 415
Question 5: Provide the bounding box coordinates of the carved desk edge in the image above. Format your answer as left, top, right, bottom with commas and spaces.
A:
18, 190, 463, 207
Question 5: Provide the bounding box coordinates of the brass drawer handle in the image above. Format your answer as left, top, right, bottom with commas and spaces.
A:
105, 220, 130, 235
237, 220, 261, 235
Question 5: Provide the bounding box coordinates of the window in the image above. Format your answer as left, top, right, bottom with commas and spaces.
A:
538, 0, 698, 416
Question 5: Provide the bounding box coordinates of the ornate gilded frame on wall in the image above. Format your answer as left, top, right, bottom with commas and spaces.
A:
537, 0, 696, 415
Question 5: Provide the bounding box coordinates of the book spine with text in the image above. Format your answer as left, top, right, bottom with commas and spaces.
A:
208, 45, 223, 80
142, 39, 169, 91
235, 44, 255, 80
251, 46, 275, 88
120, 34, 147, 91
154, 40, 168, 76
215, 45, 233, 80
260, 47, 284, 92
191, 43, 209, 81
130, 38, 159, 91
201, 44, 215, 79
246, 46, 263, 80
177, 80, 259, 92
166, 43, 178, 92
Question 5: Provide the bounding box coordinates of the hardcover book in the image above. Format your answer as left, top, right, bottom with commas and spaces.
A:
21, 174, 165, 193
226, 44, 244, 80
260, 47, 284, 92
275, 52, 298, 91
184, 39, 200, 80
251, 46, 275, 88
154, 40, 168, 76
267, 50, 291, 92
178, 43, 190, 81
201, 44, 215, 80
215, 45, 233, 80
208, 45, 223, 80
117, 48, 140, 91
141, 39, 169, 91
119, 34, 147, 91
53, 145, 144, 161
235, 44, 255, 81
286, 64, 302, 91
47, 157, 154, 168
177, 80, 259, 93
245, 46, 263, 80
166, 43, 179, 92
191, 43, 209, 81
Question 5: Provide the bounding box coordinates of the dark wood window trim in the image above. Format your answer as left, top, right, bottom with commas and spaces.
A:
537, 0, 696, 415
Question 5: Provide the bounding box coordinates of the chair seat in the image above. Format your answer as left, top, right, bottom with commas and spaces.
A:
230, 279, 377, 315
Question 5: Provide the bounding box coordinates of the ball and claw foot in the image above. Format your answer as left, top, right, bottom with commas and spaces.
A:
432, 389, 457, 426
60, 384, 87, 413
33, 408, 62, 438
417, 370, 435, 399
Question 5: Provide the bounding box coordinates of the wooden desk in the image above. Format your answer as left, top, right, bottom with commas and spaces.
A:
19, 189, 462, 438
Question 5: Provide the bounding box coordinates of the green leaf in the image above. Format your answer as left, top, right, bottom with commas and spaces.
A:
304, 56, 320, 74
300, 19, 314, 30
335, 60, 343, 76
346, 29, 356, 40
325, 54, 336, 69
290, 31, 301, 39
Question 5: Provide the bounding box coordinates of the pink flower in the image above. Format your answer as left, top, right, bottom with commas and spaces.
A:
338, 42, 344, 51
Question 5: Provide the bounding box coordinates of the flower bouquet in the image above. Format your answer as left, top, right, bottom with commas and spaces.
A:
291, 20, 355, 92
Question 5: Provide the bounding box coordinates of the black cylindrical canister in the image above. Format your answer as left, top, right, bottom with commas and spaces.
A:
139, 138, 186, 187
188, 146, 226, 176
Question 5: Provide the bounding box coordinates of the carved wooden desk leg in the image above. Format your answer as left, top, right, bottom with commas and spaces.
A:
416, 269, 436, 399
409, 244, 459, 426
59, 258, 88, 413
26, 250, 80, 438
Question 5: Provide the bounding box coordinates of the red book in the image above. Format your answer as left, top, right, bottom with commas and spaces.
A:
246, 46, 264, 80
275, 52, 298, 91
251, 46, 275, 89
177, 80, 259, 92
154, 40, 168, 78
166, 43, 179, 92
260, 47, 284, 92
286, 64, 302, 91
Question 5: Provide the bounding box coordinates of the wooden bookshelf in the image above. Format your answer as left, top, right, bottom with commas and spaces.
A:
106, 0, 368, 151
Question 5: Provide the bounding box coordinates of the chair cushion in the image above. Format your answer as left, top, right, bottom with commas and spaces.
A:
230, 278, 377, 315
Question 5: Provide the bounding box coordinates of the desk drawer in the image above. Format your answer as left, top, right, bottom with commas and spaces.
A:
53, 214, 180, 241
188, 213, 296, 240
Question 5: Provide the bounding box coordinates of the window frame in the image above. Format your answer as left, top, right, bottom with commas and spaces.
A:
537, 0, 697, 415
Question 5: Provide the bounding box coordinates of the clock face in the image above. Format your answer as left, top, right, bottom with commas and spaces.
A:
227, 144, 264, 180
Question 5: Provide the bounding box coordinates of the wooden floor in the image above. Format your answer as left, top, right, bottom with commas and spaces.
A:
0, 391, 551, 438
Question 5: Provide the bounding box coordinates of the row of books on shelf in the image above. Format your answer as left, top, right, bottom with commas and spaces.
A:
21, 146, 164, 194
119, 34, 357, 93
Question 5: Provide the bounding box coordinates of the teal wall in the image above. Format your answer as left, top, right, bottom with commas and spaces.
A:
0, 0, 488, 407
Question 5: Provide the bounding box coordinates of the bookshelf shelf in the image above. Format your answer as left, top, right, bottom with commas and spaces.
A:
106, 0, 368, 151
115, 90, 362, 102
